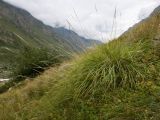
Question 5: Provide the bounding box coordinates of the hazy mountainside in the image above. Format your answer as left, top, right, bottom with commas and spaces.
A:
151, 5, 160, 16
0, 4, 160, 120
121, 5, 160, 43
53, 27, 100, 49
0, 0, 101, 78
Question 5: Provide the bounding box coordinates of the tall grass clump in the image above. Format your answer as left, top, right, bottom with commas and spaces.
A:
70, 41, 148, 99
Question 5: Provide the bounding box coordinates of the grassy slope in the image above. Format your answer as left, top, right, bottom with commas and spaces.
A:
0, 6, 160, 120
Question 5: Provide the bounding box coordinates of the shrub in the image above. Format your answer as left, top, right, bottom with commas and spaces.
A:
0, 47, 66, 93
12, 47, 63, 80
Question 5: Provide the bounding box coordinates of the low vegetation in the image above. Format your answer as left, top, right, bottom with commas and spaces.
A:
0, 37, 160, 119
0, 47, 68, 93
13, 47, 63, 79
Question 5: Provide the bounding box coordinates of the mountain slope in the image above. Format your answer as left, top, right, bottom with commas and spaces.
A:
0, 0, 101, 78
0, 4, 160, 120
121, 5, 160, 43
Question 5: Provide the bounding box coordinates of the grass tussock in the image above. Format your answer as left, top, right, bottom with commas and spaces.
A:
70, 41, 147, 98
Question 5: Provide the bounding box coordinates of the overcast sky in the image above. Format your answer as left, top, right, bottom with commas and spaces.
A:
3, 0, 160, 42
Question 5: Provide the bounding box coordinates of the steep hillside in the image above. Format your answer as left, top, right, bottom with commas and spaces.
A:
0, 4, 160, 120
121, 5, 160, 43
0, 0, 100, 78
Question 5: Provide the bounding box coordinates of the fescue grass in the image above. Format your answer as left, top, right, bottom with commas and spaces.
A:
70, 41, 147, 99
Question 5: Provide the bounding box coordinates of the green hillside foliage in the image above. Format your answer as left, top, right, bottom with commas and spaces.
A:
0, 47, 68, 93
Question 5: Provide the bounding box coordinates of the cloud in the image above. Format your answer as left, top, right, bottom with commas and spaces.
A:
3, 0, 160, 42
